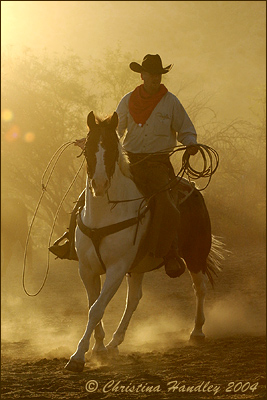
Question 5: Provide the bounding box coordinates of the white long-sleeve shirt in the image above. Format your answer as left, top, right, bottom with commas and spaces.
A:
116, 91, 197, 153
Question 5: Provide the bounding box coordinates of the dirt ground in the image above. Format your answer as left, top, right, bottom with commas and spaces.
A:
1, 241, 266, 400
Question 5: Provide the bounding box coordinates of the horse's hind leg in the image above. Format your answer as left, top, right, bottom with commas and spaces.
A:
189, 271, 208, 341
180, 189, 211, 341
106, 272, 144, 353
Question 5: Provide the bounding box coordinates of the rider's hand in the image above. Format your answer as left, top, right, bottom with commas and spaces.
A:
74, 138, 86, 150
186, 144, 198, 156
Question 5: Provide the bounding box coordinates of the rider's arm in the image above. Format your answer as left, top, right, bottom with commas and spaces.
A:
171, 96, 197, 145
171, 95, 198, 155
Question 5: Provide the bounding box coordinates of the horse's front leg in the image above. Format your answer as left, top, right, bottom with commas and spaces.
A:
189, 271, 208, 341
106, 272, 144, 354
65, 264, 102, 372
80, 266, 107, 355
65, 263, 126, 372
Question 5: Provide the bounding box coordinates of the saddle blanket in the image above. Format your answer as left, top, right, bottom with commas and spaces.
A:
129, 177, 196, 273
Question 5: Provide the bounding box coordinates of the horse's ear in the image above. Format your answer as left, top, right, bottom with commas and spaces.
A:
110, 112, 118, 130
87, 111, 97, 130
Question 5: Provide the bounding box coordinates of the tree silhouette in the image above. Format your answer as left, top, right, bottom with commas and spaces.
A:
1, 49, 96, 235
1, 47, 265, 245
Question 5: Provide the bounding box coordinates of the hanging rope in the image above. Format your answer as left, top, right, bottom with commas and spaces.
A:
22, 141, 84, 297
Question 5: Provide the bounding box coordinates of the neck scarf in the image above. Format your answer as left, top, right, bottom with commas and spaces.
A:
129, 84, 168, 126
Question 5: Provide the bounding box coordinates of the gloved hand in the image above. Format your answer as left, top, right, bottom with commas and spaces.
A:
186, 144, 198, 155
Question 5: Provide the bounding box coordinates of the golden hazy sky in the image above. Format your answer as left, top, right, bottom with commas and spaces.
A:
1, 1, 266, 121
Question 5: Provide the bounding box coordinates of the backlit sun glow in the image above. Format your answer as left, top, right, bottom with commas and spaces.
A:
24, 132, 35, 143
1, 109, 14, 122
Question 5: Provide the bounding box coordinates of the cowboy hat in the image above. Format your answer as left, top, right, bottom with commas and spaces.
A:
129, 54, 173, 75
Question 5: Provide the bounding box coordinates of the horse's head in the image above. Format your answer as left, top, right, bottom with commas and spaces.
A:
84, 111, 119, 197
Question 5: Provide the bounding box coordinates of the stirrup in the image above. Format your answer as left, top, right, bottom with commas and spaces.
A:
53, 231, 69, 246
49, 232, 71, 259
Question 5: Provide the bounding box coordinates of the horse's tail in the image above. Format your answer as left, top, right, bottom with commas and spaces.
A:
206, 235, 228, 287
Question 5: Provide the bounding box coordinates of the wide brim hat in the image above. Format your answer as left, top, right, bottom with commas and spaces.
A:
130, 54, 173, 75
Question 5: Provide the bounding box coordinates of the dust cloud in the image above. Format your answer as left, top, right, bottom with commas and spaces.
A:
1, 1, 265, 360
2, 242, 265, 359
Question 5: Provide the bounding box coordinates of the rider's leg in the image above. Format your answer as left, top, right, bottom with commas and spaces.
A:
129, 155, 186, 278
163, 220, 186, 278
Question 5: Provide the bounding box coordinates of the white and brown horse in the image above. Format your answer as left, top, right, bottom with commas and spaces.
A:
65, 111, 220, 372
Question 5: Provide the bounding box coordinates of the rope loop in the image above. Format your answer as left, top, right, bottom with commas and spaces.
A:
179, 144, 219, 190
22, 141, 84, 297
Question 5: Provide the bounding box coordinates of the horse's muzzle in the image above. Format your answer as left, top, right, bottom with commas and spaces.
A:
91, 178, 110, 197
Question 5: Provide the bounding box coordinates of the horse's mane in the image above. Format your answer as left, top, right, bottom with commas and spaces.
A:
94, 114, 132, 179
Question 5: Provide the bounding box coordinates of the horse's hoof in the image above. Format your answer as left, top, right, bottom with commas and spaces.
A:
91, 349, 108, 362
64, 359, 85, 372
106, 346, 119, 356
189, 334, 206, 345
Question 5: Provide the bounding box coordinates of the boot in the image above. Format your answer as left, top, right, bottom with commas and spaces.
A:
163, 229, 186, 278
49, 190, 85, 261
164, 253, 186, 278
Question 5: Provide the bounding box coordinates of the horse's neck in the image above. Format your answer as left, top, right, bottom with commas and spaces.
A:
83, 163, 143, 228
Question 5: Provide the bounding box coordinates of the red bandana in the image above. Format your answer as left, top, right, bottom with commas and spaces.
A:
129, 84, 168, 126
